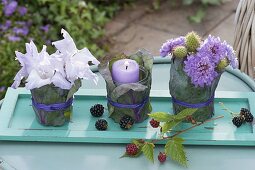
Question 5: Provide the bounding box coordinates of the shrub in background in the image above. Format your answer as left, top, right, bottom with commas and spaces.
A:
0, 0, 133, 99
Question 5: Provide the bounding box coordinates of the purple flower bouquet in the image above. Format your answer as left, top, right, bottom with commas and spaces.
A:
11, 29, 100, 126
160, 32, 238, 122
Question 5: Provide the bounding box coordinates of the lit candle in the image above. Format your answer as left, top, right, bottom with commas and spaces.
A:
111, 59, 139, 84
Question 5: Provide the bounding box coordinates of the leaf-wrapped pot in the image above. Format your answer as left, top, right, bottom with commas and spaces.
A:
98, 50, 153, 123
169, 57, 221, 122
30, 80, 81, 126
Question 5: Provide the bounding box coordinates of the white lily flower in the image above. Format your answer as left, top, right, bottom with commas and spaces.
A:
25, 69, 52, 90
51, 72, 72, 89
12, 41, 55, 89
12, 29, 99, 90
52, 29, 100, 84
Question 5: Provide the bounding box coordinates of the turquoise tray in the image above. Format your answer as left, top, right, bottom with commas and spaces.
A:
0, 88, 254, 146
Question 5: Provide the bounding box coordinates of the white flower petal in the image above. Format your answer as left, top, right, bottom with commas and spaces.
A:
65, 61, 78, 84
11, 68, 27, 89
51, 72, 72, 89
52, 29, 77, 55
25, 70, 51, 90
15, 51, 25, 66
49, 51, 66, 76
77, 48, 100, 65
29, 41, 39, 59
79, 68, 99, 85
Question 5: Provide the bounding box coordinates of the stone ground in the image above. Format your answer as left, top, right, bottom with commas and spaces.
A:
105, 0, 239, 56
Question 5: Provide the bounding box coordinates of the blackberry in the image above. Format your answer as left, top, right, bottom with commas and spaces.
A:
119, 115, 134, 130
90, 104, 104, 117
149, 119, 160, 128
126, 144, 138, 156
95, 119, 108, 131
232, 116, 244, 127
240, 108, 254, 123
158, 152, 167, 163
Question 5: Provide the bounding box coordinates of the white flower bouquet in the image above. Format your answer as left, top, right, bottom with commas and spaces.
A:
12, 29, 100, 126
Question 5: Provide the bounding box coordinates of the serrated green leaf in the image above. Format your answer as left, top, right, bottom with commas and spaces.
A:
132, 139, 144, 148
174, 108, 197, 120
148, 112, 172, 122
165, 137, 187, 167
142, 143, 155, 163
149, 108, 197, 123
161, 121, 181, 133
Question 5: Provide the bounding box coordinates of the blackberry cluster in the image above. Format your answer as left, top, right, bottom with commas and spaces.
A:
149, 119, 160, 128
232, 108, 253, 128
158, 152, 167, 163
232, 116, 244, 127
119, 115, 134, 130
240, 108, 254, 122
126, 144, 138, 156
90, 104, 104, 117
95, 119, 108, 131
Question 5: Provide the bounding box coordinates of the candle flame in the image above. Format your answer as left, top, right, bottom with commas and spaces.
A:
124, 61, 129, 70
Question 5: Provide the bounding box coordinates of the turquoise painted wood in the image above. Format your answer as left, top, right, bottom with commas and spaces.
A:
0, 88, 254, 145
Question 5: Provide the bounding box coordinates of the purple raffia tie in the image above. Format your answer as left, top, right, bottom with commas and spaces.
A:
107, 97, 149, 122
32, 97, 73, 112
172, 95, 214, 108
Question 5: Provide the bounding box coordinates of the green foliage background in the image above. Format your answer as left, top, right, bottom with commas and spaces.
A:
0, 0, 133, 99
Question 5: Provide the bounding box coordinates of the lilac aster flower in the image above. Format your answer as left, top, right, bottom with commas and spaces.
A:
13, 26, 29, 35
1, 0, 8, 5
40, 25, 50, 33
4, 1, 18, 16
222, 41, 238, 69
184, 53, 218, 87
0, 86, 6, 92
0, 20, 11, 31
15, 21, 26, 26
18, 6, 27, 16
8, 35, 21, 42
199, 35, 238, 69
199, 35, 226, 64
160, 36, 185, 57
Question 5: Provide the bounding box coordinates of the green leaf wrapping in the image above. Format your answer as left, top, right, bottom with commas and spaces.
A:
98, 49, 154, 123
169, 57, 221, 122
142, 143, 155, 163
30, 81, 80, 126
174, 108, 198, 120
165, 137, 187, 167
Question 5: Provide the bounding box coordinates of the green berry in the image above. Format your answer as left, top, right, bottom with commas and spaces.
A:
217, 58, 229, 71
185, 32, 201, 52
173, 46, 187, 58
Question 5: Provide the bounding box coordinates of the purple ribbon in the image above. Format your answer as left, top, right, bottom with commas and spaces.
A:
32, 97, 73, 112
107, 97, 149, 122
172, 95, 214, 108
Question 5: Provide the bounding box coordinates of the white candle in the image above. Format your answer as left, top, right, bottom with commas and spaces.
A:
111, 59, 139, 84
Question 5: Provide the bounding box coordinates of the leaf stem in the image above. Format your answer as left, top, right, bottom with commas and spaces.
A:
152, 115, 224, 143
218, 102, 239, 116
